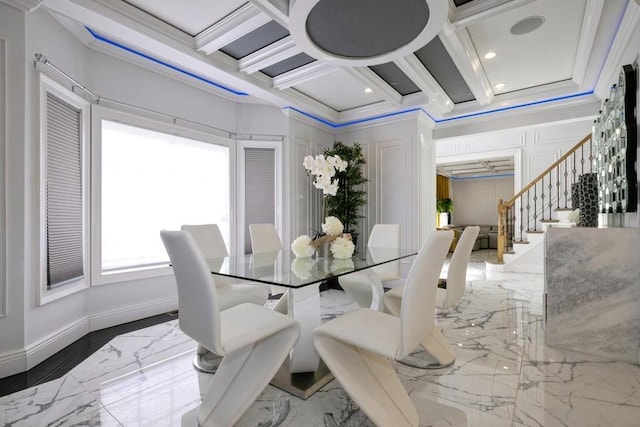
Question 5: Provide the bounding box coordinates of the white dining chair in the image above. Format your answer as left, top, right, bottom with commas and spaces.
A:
181, 224, 268, 307
160, 230, 300, 427
249, 223, 287, 307
313, 230, 453, 427
338, 224, 401, 310
382, 226, 478, 368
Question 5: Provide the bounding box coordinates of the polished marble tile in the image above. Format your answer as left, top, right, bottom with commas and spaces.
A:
3, 253, 640, 426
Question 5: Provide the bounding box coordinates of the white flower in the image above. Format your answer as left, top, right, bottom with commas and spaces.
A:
322, 216, 343, 236
303, 153, 347, 197
324, 180, 338, 196
291, 257, 315, 279
330, 236, 355, 259
291, 235, 315, 258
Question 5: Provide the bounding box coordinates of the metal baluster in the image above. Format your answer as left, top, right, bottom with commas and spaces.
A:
526, 189, 531, 233
563, 158, 568, 208
556, 165, 561, 213
540, 177, 545, 228
542, 170, 553, 219
533, 183, 538, 231
581, 143, 585, 175
519, 196, 524, 241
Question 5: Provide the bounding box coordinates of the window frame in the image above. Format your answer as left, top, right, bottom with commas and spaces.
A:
235, 140, 283, 256
37, 73, 91, 305
90, 105, 236, 285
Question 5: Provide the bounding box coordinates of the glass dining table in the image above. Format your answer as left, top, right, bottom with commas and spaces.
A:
205, 247, 417, 399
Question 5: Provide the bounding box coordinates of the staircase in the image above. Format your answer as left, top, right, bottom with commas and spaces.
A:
493, 134, 593, 273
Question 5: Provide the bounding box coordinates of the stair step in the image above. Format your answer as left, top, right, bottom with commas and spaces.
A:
555, 208, 572, 212
513, 240, 530, 245
526, 230, 545, 234
540, 219, 560, 223
503, 251, 516, 255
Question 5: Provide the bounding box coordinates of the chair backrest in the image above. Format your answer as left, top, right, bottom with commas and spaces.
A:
442, 226, 479, 309
368, 224, 401, 280
160, 230, 224, 355
181, 224, 229, 258
399, 230, 453, 358
249, 223, 282, 254
368, 224, 400, 248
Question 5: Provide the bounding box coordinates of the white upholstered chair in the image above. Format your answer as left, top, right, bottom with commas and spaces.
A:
313, 230, 453, 427
160, 230, 299, 427
382, 226, 478, 368
181, 224, 268, 308
248, 223, 287, 305
338, 224, 401, 310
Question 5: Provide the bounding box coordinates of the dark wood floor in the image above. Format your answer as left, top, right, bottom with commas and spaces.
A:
0, 312, 177, 398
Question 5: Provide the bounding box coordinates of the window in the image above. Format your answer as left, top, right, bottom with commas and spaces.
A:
94, 112, 230, 281
39, 74, 90, 304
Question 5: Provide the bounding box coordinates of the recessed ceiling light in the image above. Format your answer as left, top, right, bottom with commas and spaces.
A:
484, 51, 496, 59
364, 87, 373, 93
495, 82, 506, 91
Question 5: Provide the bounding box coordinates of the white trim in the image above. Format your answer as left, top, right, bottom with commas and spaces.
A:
235, 139, 283, 256
439, 22, 493, 105
195, 2, 271, 55
594, 1, 640, 98
90, 105, 234, 285
0, 39, 5, 317
251, 0, 289, 28
572, 0, 605, 88
272, 62, 337, 90
24, 317, 89, 370
450, 0, 537, 29
239, 36, 301, 75
346, 67, 403, 107
394, 55, 454, 114
0, 0, 42, 12
38, 73, 91, 306
88, 295, 177, 331
0, 347, 26, 379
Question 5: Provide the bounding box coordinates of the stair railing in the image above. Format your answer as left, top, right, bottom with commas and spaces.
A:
497, 133, 593, 262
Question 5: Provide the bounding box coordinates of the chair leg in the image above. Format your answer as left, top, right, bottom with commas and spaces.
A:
313, 334, 419, 427
397, 327, 455, 369
196, 326, 299, 427
193, 344, 222, 373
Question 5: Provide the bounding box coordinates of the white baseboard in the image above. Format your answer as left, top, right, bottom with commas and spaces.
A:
0, 296, 178, 380
89, 296, 178, 331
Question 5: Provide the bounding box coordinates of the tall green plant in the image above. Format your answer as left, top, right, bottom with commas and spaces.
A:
323, 142, 367, 234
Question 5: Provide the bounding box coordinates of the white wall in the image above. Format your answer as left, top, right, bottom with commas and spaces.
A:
0, 2, 27, 375
450, 177, 514, 226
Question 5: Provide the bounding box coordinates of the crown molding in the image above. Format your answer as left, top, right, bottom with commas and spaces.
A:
450, 0, 536, 29
594, 1, 640, 98
250, 0, 289, 28
0, 0, 42, 12
572, 0, 605, 88
195, 2, 271, 55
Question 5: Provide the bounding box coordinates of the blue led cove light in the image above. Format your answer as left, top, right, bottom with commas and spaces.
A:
85, 27, 249, 96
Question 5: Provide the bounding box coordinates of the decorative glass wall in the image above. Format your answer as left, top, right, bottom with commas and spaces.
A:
592, 64, 638, 215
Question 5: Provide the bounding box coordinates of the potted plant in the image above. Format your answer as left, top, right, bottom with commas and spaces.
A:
436, 198, 454, 227
323, 142, 367, 239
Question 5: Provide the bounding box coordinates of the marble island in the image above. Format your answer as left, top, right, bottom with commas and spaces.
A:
545, 227, 640, 364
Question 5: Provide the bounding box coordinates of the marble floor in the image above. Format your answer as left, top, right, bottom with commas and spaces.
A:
2, 250, 640, 426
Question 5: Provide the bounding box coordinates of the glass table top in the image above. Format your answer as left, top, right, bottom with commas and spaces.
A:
205, 247, 417, 289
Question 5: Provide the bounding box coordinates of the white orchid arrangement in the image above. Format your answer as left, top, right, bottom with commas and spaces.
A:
291, 216, 354, 259
303, 154, 348, 197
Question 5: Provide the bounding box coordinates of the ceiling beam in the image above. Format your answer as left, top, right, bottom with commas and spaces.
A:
572, 0, 605, 89
239, 36, 301, 74
439, 21, 493, 106
450, 0, 537, 29
272, 61, 337, 90
394, 55, 454, 114
195, 2, 271, 55
347, 67, 403, 107
250, 0, 289, 28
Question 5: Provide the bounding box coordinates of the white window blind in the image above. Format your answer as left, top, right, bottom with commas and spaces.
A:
244, 148, 276, 253
45, 93, 84, 288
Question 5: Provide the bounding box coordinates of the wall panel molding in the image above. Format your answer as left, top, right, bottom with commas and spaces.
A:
0, 39, 6, 317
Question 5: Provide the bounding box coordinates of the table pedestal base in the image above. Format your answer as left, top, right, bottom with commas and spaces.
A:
270, 359, 333, 400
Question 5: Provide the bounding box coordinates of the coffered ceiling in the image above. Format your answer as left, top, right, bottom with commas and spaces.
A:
24, 0, 634, 126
